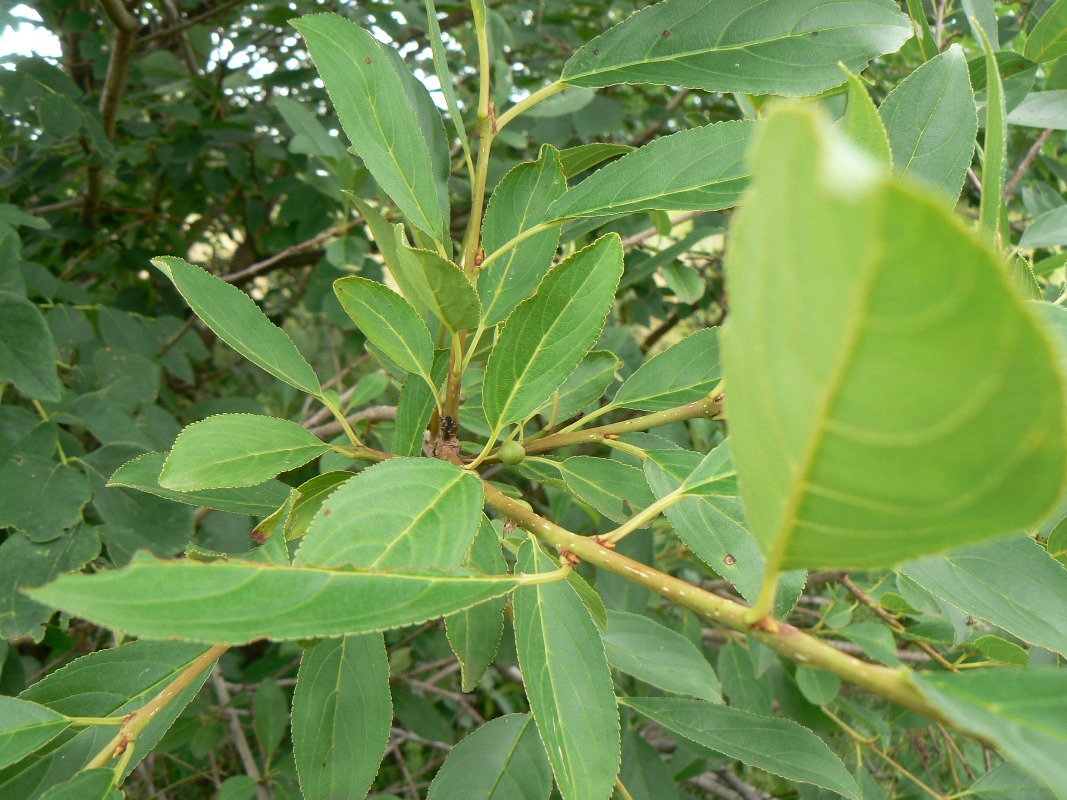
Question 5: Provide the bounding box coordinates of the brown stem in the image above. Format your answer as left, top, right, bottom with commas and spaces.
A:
210, 669, 271, 800
1004, 128, 1055, 201
482, 483, 947, 722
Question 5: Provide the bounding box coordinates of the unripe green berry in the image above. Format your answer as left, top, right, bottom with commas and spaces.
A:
499, 441, 526, 465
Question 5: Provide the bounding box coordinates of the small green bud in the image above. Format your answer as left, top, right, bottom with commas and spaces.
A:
499, 440, 527, 465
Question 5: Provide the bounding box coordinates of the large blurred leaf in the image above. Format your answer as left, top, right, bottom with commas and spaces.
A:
28, 555, 524, 643
0, 292, 61, 401
878, 45, 977, 201
546, 122, 755, 220
513, 542, 619, 800
152, 257, 322, 396
624, 697, 861, 799
483, 234, 623, 431
291, 14, 448, 245
295, 458, 483, 570
901, 535, 1067, 657
722, 106, 1067, 572
293, 634, 391, 800
426, 714, 552, 800
561, 0, 911, 96
916, 670, 1067, 797
160, 414, 330, 491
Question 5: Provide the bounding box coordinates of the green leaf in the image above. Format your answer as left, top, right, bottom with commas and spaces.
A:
0, 424, 92, 542
293, 634, 392, 800
291, 14, 448, 245
976, 24, 1006, 245
152, 256, 321, 396
535, 350, 620, 424
160, 414, 331, 491
561, 0, 911, 96
557, 143, 633, 178
796, 666, 841, 705
623, 697, 861, 800
612, 328, 721, 411
513, 542, 620, 800
0, 641, 213, 798
900, 535, 1067, 658
394, 230, 480, 332
0, 524, 100, 640
423, 0, 472, 172
253, 677, 287, 759
601, 611, 721, 702
546, 122, 755, 221
480, 145, 566, 326
393, 349, 449, 456
962, 0, 999, 50
559, 456, 655, 524
446, 518, 508, 692
274, 95, 349, 163
27, 555, 524, 643
37, 769, 119, 800
0, 697, 70, 770
915, 670, 1067, 797
1006, 90, 1067, 128
879, 45, 978, 201
295, 458, 484, 570
334, 276, 435, 387
1021, 206, 1067, 248
483, 234, 624, 431
973, 634, 1029, 666
282, 472, 352, 542
0, 292, 61, 402
839, 69, 892, 165
1025, 0, 1067, 63
971, 762, 1057, 800
722, 106, 1067, 572
644, 447, 765, 602
426, 714, 553, 800
109, 451, 292, 516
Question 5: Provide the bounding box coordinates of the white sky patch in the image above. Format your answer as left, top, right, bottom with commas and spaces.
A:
0, 4, 62, 61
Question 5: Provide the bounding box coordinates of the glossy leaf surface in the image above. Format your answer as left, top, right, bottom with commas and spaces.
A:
482, 235, 623, 430
547, 123, 754, 221
562, 0, 911, 96
291, 14, 448, 244
513, 543, 620, 800
152, 256, 321, 396
426, 714, 552, 800
160, 414, 330, 491
28, 556, 524, 643
296, 458, 484, 570
879, 45, 977, 200
624, 697, 861, 799
293, 634, 391, 800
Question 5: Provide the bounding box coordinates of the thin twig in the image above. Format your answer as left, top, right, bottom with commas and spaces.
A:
140, 0, 246, 42
210, 670, 270, 800
222, 223, 356, 284
1004, 128, 1055, 201
621, 210, 704, 249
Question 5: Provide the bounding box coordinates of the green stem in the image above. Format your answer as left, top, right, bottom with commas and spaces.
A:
522, 394, 723, 457
321, 395, 361, 447
68, 716, 126, 727
603, 487, 684, 543
495, 80, 568, 132
482, 482, 947, 723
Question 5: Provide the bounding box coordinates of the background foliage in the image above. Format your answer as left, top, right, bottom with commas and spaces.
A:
3, 0, 1067, 798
